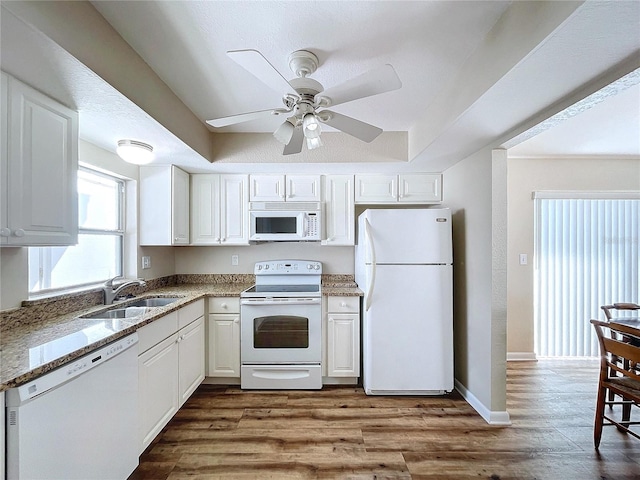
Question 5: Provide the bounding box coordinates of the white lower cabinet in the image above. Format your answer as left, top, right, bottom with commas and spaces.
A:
207, 297, 240, 378
137, 300, 204, 453
324, 296, 361, 379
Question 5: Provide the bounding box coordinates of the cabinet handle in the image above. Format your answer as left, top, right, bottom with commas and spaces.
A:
0, 228, 10, 237
14, 229, 25, 237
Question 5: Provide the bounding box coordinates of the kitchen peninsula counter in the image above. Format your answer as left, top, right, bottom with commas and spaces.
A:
0, 274, 362, 391
0, 281, 252, 391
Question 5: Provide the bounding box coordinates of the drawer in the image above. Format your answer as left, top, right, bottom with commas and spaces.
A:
178, 299, 204, 329
209, 297, 240, 314
327, 296, 360, 313
137, 311, 179, 354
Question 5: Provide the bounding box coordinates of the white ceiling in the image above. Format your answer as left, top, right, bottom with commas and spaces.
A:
1, 1, 639, 171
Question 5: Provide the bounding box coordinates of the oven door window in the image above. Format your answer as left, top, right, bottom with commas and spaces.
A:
254, 315, 309, 348
255, 216, 297, 234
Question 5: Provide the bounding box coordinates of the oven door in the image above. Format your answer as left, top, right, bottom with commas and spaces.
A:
240, 297, 321, 364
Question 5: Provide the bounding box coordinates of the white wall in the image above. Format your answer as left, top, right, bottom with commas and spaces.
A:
506, 155, 640, 357
443, 146, 508, 422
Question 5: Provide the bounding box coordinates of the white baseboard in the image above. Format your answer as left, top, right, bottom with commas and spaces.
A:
506, 352, 538, 362
454, 379, 512, 425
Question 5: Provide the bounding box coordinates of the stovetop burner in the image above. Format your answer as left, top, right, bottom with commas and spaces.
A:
242, 260, 323, 298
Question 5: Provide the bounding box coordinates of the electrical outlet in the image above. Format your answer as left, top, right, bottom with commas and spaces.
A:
231, 254, 239, 266
142, 256, 151, 269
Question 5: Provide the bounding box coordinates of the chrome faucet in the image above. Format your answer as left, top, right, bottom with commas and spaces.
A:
103, 276, 147, 305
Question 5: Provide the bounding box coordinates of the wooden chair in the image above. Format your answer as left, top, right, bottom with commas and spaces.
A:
601, 303, 640, 321
591, 319, 640, 449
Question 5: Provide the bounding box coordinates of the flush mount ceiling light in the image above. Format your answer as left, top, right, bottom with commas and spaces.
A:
116, 139, 154, 165
207, 49, 402, 155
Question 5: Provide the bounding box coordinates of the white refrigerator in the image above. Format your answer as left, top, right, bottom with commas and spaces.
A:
355, 208, 453, 395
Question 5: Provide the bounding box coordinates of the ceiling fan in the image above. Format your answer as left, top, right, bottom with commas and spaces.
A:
206, 49, 402, 155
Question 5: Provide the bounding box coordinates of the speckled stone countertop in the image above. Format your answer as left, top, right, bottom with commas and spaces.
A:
0, 274, 361, 391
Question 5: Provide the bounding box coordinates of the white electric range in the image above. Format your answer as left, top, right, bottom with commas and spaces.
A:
240, 260, 322, 389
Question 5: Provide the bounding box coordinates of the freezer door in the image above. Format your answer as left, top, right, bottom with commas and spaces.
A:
363, 264, 453, 394
359, 209, 452, 264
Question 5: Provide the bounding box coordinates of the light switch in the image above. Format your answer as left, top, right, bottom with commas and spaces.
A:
142, 256, 151, 269
519, 254, 528, 265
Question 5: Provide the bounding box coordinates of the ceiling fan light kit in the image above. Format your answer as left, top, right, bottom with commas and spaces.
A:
273, 119, 295, 144
116, 139, 154, 164
206, 49, 402, 155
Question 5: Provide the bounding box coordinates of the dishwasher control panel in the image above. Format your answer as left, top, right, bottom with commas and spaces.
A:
7, 333, 138, 404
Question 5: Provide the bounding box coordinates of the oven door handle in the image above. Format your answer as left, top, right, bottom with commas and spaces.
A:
241, 298, 321, 306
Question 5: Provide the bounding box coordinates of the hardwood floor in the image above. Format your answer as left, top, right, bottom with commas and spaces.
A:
129, 359, 640, 479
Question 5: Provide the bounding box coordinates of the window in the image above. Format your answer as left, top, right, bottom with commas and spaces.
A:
534, 194, 639, 357
29, 167, 125, 293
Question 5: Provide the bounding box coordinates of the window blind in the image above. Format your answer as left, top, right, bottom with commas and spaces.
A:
534, 197, 640, 357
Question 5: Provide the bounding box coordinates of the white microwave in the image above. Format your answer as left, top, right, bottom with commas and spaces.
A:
249, 202, 322, 242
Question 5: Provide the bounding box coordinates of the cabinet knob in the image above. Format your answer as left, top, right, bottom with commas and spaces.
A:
340, 302, 347, 307
221, 303, 227, 309
14, 229, 25, 237
234, 318, 239, 323
0, 228, 10, 237
214, 237, 220, 242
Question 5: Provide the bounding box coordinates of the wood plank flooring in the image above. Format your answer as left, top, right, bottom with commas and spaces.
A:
129, 359, 640, 479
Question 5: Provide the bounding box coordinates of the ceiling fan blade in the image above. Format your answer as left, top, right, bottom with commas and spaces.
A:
317, 64, 402, 108
319, 111, 383, 143
228, 49, 294, 95
283, 127, 304, 155
206, 108, 283, 128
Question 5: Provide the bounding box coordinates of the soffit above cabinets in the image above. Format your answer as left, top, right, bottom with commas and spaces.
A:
1, 1, 638, 171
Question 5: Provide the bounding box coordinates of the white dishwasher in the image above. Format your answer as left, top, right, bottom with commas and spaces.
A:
6, 333, 139, 480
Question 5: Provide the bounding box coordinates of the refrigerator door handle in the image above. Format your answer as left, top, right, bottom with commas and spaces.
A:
364, 218, 376, 312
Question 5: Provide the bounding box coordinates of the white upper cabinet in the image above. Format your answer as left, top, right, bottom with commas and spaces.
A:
1, 72, 78, 246
285, 175, 321, 202
322, 175, 355, 246
398, 174, 442, 203
355, 173, 442, 204
140, 165, 190, 245
191, 174, 248, 246
250, 174, 321, 202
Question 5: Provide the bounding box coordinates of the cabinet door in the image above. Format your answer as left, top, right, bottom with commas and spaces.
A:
7, 76, 78, 245
220, 174, 249, 245
172, 166, 190, 244
191, 174, 221, 245
322, 175, 355, 246
286, 175, 321, 202
250, 174, 284, 201
207, 313, 240, 377
354, 174, 397, 203
178, 317, 205, 406
399, 173, 442, 203
327, 313, 360, 377
138, 333, 179, 453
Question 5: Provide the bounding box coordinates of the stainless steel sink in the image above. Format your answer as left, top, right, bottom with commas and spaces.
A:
81, 308, 134, 319
128, 297, 181, 308
80, 297, 180, 319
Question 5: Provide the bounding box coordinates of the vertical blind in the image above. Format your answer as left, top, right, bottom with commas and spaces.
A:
534, 195, 640, 357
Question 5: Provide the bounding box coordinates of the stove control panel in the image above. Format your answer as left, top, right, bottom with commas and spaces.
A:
254, 260, 322, 275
